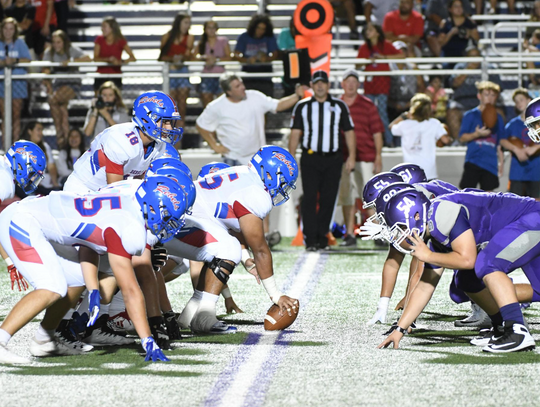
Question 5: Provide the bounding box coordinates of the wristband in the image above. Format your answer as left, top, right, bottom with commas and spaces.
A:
261, 275, 283, 304
221, 287, 232, 299
4, 257, 13, 267
396, 326, 407, 334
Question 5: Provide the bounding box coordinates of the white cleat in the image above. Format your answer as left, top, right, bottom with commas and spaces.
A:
209, 321, 237, 335
454, 303, 491, 328
30, 338, 58, 357
109, 311, 135, 334
0, 342, 31, 364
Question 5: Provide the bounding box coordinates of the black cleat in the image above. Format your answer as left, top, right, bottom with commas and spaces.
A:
483, 321, 535, 353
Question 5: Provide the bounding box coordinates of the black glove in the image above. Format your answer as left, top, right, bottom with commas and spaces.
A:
163, 310, 182, 340
151, 246, 168, 272
148, 316, 171, 350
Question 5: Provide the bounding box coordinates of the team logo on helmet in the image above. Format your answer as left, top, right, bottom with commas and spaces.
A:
155, 185, 181, 210
138, 96, 164, 108
272, 152, 294, 176
15, 147, 37, 164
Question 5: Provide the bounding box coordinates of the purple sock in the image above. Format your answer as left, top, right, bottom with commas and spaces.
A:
500, 303, 524, 325
488, 312, 503, 326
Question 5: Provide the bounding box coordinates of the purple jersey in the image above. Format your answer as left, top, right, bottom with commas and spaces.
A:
415, 180, 459, 200
428, 191, 540, 249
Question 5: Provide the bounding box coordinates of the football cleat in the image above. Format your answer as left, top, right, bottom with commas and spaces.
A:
209, 321, 237, 335
109, 311, 135, 334
83, 315, 134, 346
339, 234, 357, 247
163, 311, 182, 340
454, 303, 491, 328
55, 319, 94, 353
483, 321, 535, 353
149, 317, 171, 350
265, 230, 282, 248
0, 342, 31, 364
30, 338, 58, 357
470, 325, 503, 347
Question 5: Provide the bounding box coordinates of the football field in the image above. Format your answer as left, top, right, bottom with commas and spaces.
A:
1, 239, 540, 407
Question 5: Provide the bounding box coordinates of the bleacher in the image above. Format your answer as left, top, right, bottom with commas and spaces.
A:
7, 0, 540, 150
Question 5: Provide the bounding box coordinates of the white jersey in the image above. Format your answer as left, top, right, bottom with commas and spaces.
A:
68, 122, 167, 191
192, 165, 272, 232
0, 156, 15, 204
13, 188, 147, 258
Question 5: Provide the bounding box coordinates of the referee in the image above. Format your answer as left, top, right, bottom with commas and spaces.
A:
289, 70, 356, 251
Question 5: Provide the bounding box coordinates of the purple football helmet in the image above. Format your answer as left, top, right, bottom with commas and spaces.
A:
369, 182, 415, 226
390, 163, 427, 184
383, 189, 431, 254
525, 97, 540, 143
362, 172, 404, 209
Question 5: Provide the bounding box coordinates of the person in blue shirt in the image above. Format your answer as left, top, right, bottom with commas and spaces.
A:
0, 17, 32, 148
234, 14, 279, 97
458, 81, 505, 191
500, 88, 540, 198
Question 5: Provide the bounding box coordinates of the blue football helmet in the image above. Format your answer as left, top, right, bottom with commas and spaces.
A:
6, 141, 46, 194
152, 166, 196, 214
147, 157, 193, 180
362, 172, 404, 209
135, 175, 188, 243
197, 162, 231, 180
390, 163, 427, 184
525, 97, 540, 143
383, 189, 431, 254
159, 143, 181, 161
249, 145, 298, 206
132, 91, 183, 145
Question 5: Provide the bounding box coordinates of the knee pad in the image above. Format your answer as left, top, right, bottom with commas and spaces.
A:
208, 258, 235, 285
454, 269, 486, 294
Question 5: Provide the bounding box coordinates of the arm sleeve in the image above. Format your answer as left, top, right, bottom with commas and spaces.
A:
496, 116, 505, 144
235, 32, 247, 53
290, 102, 305, 130
458, 111, 474, 139
391, 120, 404, 136
235, 188, 273, 220
502, 121, 513, 140
382, 14, 392, 33
70, 45, 85, 59
196, 103, 220, 132
413, 14, 424, 36
104, 228, 132, 259
250, 90, 279, 114
433, 119, 447, 140
100, 131, 135, 175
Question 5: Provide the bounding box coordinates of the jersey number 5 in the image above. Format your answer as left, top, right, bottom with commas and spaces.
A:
199, 173, 239, 190
75, 196, 122, 216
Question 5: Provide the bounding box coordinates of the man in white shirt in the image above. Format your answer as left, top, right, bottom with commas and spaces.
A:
196, 73, 307, 166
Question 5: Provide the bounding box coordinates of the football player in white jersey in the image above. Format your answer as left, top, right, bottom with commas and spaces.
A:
165, 145, 300, 333
0, 141, 46, 291
0, 175, 187, 364
61, 91, 184, 347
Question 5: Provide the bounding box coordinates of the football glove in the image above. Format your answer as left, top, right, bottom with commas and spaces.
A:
151, 246, 168, 272
358, 222, 387, 241
163, 310, 182, 340
142, 337, 170, 362
87, 290, 101, 327
367, 307, 387, 326
8, 264, 28, 291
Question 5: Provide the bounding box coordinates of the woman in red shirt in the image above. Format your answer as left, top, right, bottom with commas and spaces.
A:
93, 16, 136, 94
357, 23, 403, 147
158, 13, 194, 133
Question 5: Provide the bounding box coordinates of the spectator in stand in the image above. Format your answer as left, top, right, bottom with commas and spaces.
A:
525, 29, 540, 86
500, 89, 540, 198
387, 40, 425, 127
357, 22, 403, 146
196, 72, 307, 165
425, 73, 448, 121
83, 80, 130, 140
438, 0, 479, 60
364, 0, 398, 25
524, 1, 540, 49
446, 46, 503, 140
54, 0, 69, 33
338, 69, 384, 247
330, 0, 359, 40
458, 81, 505, 191
20, 120, 60, 194
159, 13, 194, 129
5, 0, 36, 50
389, 93, 451, 180
29, 0, 56, 59
93, 16, 136, 93
278, 16, 297, 50
0, 17, 31, 148
382, 0, 424, 57
234, 14, 280, 97
424, 0, 472, 56
43, 29, 90, 148
55, 127, 85, 186
195, 20, 231, 108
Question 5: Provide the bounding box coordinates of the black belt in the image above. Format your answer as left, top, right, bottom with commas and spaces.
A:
302, 148, 340, 157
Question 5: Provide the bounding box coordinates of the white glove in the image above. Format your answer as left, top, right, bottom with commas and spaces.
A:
358, 221, 387, 241
367, 307, 388, 325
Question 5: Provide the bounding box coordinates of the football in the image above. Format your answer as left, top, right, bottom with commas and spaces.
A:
264, 300, 300, 331
482, 104, 498, 129
437, 123, 450, 147
507, 136, 524, 149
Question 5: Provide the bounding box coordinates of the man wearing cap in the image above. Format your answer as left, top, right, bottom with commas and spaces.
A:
337, 69, 384, 247
289, 70, 356, 251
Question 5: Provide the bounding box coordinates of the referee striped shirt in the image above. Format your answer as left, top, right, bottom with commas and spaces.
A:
290, 95, 354, 153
